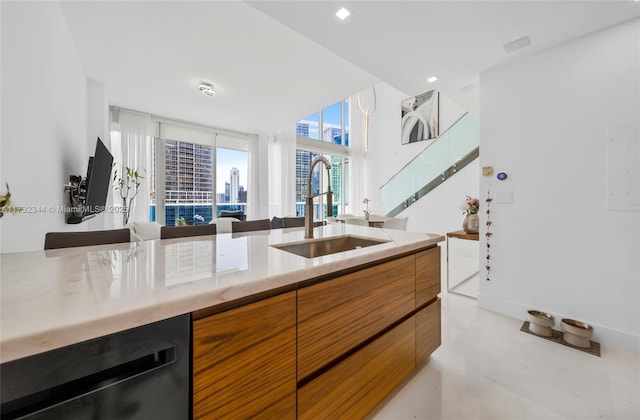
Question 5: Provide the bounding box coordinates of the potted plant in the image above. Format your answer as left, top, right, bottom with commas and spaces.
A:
113, 165, 145, 226
0, 183, 11, 218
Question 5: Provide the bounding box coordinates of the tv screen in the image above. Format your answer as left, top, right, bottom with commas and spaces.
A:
84, 137, 113, 215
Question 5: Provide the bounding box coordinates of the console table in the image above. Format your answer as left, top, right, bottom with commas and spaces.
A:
446, 230, 479, 298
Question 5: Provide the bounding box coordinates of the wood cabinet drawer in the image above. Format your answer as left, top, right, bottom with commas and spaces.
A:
193, 292, 296, 419
416, 246, 441, 307
298, 317, 416, 420
297, 255, 416, 380
416, 298, 441, 366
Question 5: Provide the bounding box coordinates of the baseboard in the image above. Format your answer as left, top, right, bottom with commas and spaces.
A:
477, 293, 640, 354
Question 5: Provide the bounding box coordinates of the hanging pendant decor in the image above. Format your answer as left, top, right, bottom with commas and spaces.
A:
485, 189, 493, 282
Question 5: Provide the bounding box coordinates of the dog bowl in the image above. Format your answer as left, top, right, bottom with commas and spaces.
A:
527, 310, 554, 337
561, 318, 593, 348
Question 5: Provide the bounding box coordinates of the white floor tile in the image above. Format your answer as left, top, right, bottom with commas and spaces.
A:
370, 293, 640, 420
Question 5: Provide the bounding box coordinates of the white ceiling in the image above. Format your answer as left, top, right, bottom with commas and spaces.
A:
60, 1, 640, 134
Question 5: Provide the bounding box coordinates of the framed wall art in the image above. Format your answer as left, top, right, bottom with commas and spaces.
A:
401, 90, 439, 145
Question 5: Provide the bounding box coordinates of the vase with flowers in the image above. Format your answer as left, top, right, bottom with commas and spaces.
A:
461, 196, 480, 234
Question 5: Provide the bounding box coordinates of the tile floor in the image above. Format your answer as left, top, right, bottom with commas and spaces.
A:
370, 292, 640, 420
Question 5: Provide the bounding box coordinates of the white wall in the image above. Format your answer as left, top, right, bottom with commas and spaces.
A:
479, 19, 640, 352
86, 80, 111, 231
0, 1, 90, 252
365, 82, 478, 235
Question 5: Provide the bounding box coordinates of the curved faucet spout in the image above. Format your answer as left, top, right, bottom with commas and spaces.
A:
305, 157, 333, 239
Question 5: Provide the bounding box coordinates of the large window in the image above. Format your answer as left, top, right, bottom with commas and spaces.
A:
215, 148, 248, 217
296, 99, 350, 217
161, 139, 214, 226
154, 141, 250, 226
110, 110, 252, 227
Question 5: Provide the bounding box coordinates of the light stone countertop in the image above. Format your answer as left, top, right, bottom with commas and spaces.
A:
0, 224, 443, 363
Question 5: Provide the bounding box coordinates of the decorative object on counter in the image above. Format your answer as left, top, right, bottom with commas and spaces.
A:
112, 165, 145, 226
561, 319, 594, 349
193, 214, 205, 224
357, 86, 377, 151
485, 190, 493, 282
177, 217, 187, 226
363, 198, 371, 220
519, 321, 600, 357
526, 310, 554, 337
401, 90, 439, 145
461, 196, 479, 234
0, 183, 12, 218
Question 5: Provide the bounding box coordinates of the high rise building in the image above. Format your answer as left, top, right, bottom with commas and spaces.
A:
323, 126, 342, 144
296, 121, 309, 137
164, 139, 213, 204
329, 157, 342, 203
230, 168, 240, 203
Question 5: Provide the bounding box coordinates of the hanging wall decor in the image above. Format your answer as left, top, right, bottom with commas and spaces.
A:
357, 86, 377, 151
401, 90, 439, 145
485, 189, 493, 282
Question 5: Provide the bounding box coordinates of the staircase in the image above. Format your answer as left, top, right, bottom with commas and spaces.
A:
380, 113, 479, 217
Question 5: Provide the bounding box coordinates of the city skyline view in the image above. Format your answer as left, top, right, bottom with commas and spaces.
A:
157, 100, 348, 224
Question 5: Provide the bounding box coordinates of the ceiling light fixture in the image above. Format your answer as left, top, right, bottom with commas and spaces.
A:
336, 7, 351, 20
199, 82, 215, 96
427, 76, 438, 83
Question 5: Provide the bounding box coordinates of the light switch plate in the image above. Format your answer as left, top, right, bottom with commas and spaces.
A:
482, 166, 494, 176
495, 190, 513, 203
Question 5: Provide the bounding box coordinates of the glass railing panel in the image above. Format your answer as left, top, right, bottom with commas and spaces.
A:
380, 113, 479, 215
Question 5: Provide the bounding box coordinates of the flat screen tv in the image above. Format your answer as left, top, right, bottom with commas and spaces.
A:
84, 137, 113, 216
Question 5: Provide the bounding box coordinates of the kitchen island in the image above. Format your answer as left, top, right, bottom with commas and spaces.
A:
1, 224, 444, 419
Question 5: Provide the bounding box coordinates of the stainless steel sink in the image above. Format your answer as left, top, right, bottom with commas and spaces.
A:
272, 235, 389, 259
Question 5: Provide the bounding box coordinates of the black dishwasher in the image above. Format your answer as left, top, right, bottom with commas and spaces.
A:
0, 314, 190, 420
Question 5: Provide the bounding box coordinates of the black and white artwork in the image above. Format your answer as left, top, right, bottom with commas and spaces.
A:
401, 90, 439, 144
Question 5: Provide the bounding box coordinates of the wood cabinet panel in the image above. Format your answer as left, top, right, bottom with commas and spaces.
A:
298, 317, 416, 420
297, 256, 416, 380
416, 298, 441, 366
416, 246, 441, 307
193, 292, 296, 419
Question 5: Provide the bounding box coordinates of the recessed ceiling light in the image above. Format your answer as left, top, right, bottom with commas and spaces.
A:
199, 82, 215, 96
336, 7, 351, 20
427, 76, 438, 83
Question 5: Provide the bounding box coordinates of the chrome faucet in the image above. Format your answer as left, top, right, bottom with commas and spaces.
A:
305, 156, 333, 239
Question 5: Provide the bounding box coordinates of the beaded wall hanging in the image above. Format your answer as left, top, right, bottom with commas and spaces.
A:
485, 189, 493, 282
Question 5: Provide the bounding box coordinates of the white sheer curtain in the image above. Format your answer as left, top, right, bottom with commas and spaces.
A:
247, 134, 269, 220
110, 108, 152, 227
348, 93, 367, 216
268, 127, 296, 218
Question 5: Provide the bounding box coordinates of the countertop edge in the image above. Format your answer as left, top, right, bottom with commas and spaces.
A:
1, 231, 444, 363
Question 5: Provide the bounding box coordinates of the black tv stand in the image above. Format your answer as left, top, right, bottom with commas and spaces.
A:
64, 175, 89, 224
